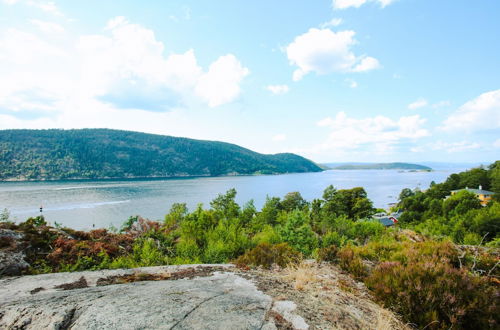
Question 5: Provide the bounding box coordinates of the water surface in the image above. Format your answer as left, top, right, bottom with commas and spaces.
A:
0, 167, 467, 230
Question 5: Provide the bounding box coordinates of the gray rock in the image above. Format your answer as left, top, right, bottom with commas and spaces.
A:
0, 229, 29, 276
0, 265, 278, 330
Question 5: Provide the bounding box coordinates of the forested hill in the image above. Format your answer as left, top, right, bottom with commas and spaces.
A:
329, 162, 432, 170
0, 129, 322, 181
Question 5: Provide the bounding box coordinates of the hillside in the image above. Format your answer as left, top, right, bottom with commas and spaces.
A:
327, 162, 432, 171
0, 129, 322, 181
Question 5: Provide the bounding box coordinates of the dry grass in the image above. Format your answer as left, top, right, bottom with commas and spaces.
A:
375, 310, 400, 330
282, 261, 319, 290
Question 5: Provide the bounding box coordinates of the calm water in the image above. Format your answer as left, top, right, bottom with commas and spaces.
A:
0, 168, 467, 230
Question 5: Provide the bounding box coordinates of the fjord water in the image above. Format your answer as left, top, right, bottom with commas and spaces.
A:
0, 167, 467, 230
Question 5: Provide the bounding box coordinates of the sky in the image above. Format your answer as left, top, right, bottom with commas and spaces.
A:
0, 0, 499, 163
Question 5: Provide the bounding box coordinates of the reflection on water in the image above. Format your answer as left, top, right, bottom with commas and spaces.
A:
0, 168, 467, 230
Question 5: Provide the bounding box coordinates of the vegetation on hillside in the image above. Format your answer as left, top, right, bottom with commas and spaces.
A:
1, 162, 499, 328
396, 161, 500, 245
0, 129, 322, 180
330, 162, 432, 170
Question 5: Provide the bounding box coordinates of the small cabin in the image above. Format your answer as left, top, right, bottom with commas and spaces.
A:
373, 214, 399, 227
450, 186, 495, 206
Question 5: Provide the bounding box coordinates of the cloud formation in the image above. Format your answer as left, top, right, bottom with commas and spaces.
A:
408, 98, 428, 110
286, 28, 380, 81
0, 16, 250, 123
320, 18, 343, 28
441, 89, 500, 132
316, 111, 429, 153
266, 85, 290, 95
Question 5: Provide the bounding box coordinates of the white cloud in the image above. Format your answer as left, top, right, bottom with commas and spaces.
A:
286, 28, 380, 81
352, 56, 381, 72
27, 1, 64, 16
493, 139, 500, 148
272, 134, 287, 142
345, 78, 358, 88
432, 141, 481, 153
0, 16, 250, 130
266, 85, 289, 95
332, 0, 396, 10
442, 89, 500, 131
316, 112, 429, 153
29, 19, 65, 33
320, 18, 343, 28
432, 100, 451, 108
408, 98, 428, 110
195, 54, 249, 107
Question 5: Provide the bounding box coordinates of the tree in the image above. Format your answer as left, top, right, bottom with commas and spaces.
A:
281, 192, 308, 212
442, 190, 482, 218
399, 188, 414, 201
210, 188, 240, 220
279, 210, 317, 255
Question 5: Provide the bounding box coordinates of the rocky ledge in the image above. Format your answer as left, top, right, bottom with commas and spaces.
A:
0, 263, 408, 329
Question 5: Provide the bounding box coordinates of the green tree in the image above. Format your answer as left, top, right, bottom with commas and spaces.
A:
442, 190, 482, 218
279, 210, 318, 255
210, 188, 240, 220
281, 191, 308, 212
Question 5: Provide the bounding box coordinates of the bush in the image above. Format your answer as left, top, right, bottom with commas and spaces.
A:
366, 259, 499, 329
337, 246, 367, 279
235, 242, 301, 269
315, 245, 338, 262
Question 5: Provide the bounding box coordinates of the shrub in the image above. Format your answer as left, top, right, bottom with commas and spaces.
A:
252, 225, 282, 245
337, 246, 367, 279
321, 231, 348, 248
315, 245, 338, 262
235, 242, 301, 269
366, 259, 499, 329
175, 238, 201, 261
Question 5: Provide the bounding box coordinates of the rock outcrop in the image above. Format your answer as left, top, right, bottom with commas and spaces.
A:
0, 263, 408, 329
0, 229, 29, 276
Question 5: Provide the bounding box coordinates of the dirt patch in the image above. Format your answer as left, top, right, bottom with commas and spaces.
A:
235, 261, 409, 330
96, 266, 228, 286
54, 276, 88, 290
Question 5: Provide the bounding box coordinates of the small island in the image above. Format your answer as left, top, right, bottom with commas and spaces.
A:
327, 162, 432, 171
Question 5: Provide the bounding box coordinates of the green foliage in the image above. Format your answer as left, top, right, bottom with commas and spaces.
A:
321, 185, 374, 220
280, 192, 308, 212
251, 225, 282, 245
210, 188, 240, 220
108, 238, 169, 269
397, 163, 500, 244
164, 203, 188, 227
279, 210, 318, 255
443, 190, 482, 218
5, 178, 499, 330
0, 129, 322, 180
235, 243, 301, 269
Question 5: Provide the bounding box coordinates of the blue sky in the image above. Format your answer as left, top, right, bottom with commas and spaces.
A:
0, 0, 499, 163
